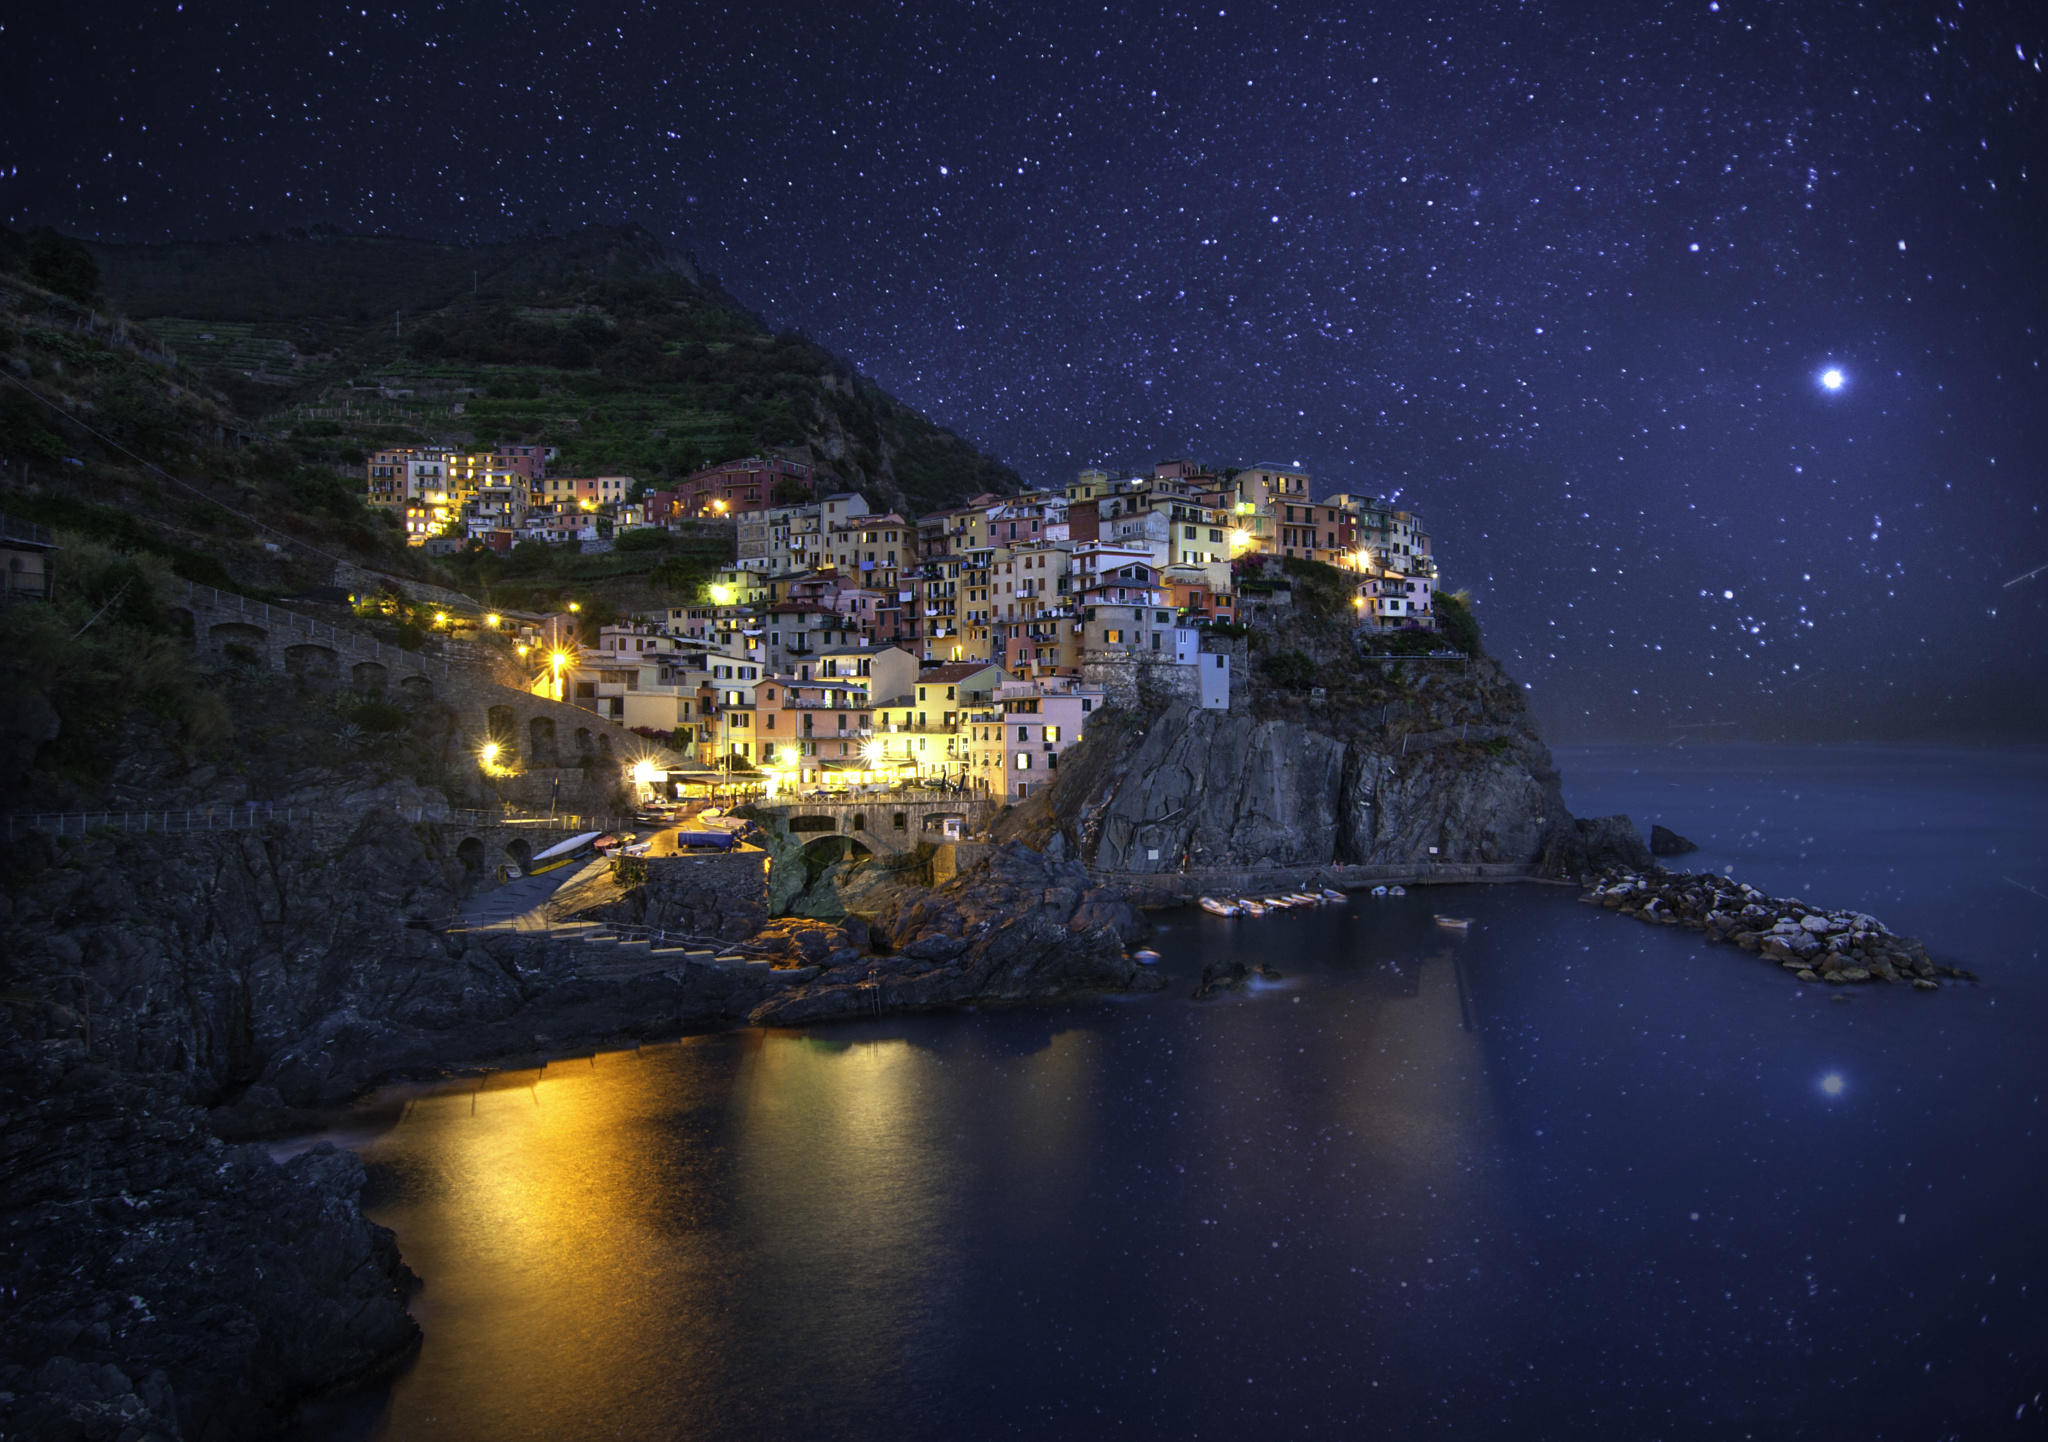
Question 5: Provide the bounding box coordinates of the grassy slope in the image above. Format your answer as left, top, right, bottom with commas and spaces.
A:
88, 224, 1021, 518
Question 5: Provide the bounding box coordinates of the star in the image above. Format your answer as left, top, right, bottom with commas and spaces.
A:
1820, 368, 1846, 392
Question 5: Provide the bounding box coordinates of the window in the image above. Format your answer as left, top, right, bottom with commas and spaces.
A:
1016, 725, 1031, 742
1016, 752, 1033, 770
1104, 629, 1123, 644
1044, 726, 1060, 743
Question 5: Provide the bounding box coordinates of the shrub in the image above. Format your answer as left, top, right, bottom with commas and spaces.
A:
1260, 650, 1317, 691
1435, 590, 1483, 657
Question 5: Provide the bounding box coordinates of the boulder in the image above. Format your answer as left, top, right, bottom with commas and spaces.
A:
1649, 824, 1698, 856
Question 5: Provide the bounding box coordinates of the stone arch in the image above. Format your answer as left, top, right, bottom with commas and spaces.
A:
787, 814, 838, 834
487, 704, 518, 744
352, 660, 389, 692
167, 606, 196, 641
528, 715, 559, 768
209, 620, 267, 656
847, 813, 867, 833
574, 727, 595, 757
596, 732, 613, 758
284, 643, 340, 681
397, 673, 433, 704
798, 832, 872, 859
505, 837, 533, 872
456, 836, 485, 872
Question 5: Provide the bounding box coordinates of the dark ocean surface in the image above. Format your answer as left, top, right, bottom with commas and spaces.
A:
306, 745, 2048, 1440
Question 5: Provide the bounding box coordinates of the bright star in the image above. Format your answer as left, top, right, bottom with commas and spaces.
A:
1820, 368, 1845, 391
1819, 1072, 1845, 1096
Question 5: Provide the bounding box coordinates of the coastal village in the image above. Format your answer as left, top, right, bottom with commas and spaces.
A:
359, 448, 1443, 800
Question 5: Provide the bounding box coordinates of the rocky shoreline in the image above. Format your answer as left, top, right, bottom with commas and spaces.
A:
1580, 866, 1975, 990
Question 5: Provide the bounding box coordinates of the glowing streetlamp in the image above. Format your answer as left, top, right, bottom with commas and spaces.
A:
480, 741, 501, 766
485, 613, 501, 628
630, 758, 661, 789
567, 601, 581, 613
709, 583, 736, 606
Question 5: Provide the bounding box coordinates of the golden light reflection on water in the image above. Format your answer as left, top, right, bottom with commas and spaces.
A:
344, 1028, 1109, 1441
332, 945, 1514, 1441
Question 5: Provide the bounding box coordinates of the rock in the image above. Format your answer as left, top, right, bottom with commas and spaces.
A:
1649, 824, 1698, 856
1913, 978, 1939, 991
1795, 969, 1821, 983
0, 1040, 420, 1441
1839, 966, 1871, 983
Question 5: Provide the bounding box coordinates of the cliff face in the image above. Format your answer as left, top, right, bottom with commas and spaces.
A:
999, 655, 1648, 880
1002, 657, 1556, 873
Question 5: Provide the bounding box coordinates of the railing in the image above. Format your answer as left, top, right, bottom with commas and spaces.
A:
4, 803, 315, 841
7, 801, 635, 842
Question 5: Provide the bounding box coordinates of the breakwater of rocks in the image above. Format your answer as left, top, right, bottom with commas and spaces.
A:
1580, 868, 1975, 989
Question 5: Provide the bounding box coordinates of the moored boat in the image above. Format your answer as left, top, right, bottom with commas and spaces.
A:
1133, 948, 1163, 965
1198, 896, 1239, 917
525, 831, 603, 876
1433, 914, 1472, 931
1321, 888, 1346, 902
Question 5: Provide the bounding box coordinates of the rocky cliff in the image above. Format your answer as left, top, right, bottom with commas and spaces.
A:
998, 654, 1649, 880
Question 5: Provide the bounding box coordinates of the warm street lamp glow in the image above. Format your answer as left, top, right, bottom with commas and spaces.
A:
567, 601, 581, 613
549, 649, 571, 673
433, 611, 449, 626
630, 759, 661, 787
479, 741, 501, 765
1228, 528, 1254, 556
861, 738, 886, 766
516, 643, 530, 657
485, 613, 501, 628
709, 583, 736, 605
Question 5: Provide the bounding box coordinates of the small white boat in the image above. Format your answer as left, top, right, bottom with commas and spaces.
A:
1433, 914, 1472, 931
1239, 900, 1268, 916
1198, 896, 1239, 917
1321, 888, 1346, 902
1133, 948, 1162, 965
1370, 885, 1389, 897
1388, 885, 1407, 897
1289, 892, 1321, 906
1264, 896, 1295, 909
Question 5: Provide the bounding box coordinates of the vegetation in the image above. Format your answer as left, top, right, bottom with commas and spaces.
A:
1260, 650, 1318, 691
1434, 589, 1483, 657
1277, 555, 1355, 623
86, 225, 1020, 517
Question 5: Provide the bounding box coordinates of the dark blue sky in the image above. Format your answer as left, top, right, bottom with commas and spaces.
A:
6, 0, 2045, 739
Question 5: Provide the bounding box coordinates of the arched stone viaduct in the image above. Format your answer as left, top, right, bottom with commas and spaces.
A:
172, 582, 684, 779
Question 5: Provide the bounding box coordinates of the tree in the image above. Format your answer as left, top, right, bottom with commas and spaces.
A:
771, 475, 812, 506
504, 538, 552, 576
1435, 590, 1483, 657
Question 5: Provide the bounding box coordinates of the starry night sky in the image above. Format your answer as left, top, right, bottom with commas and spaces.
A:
6, 0, 2046, 740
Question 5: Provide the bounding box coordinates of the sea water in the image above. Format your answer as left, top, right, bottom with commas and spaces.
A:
309, 745, 2048, 1440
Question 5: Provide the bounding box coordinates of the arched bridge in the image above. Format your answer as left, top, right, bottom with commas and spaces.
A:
751, 795, 997, 857
172, 582, 684, 774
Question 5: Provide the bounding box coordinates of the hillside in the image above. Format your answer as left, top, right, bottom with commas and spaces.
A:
87, 224, 1020, 517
